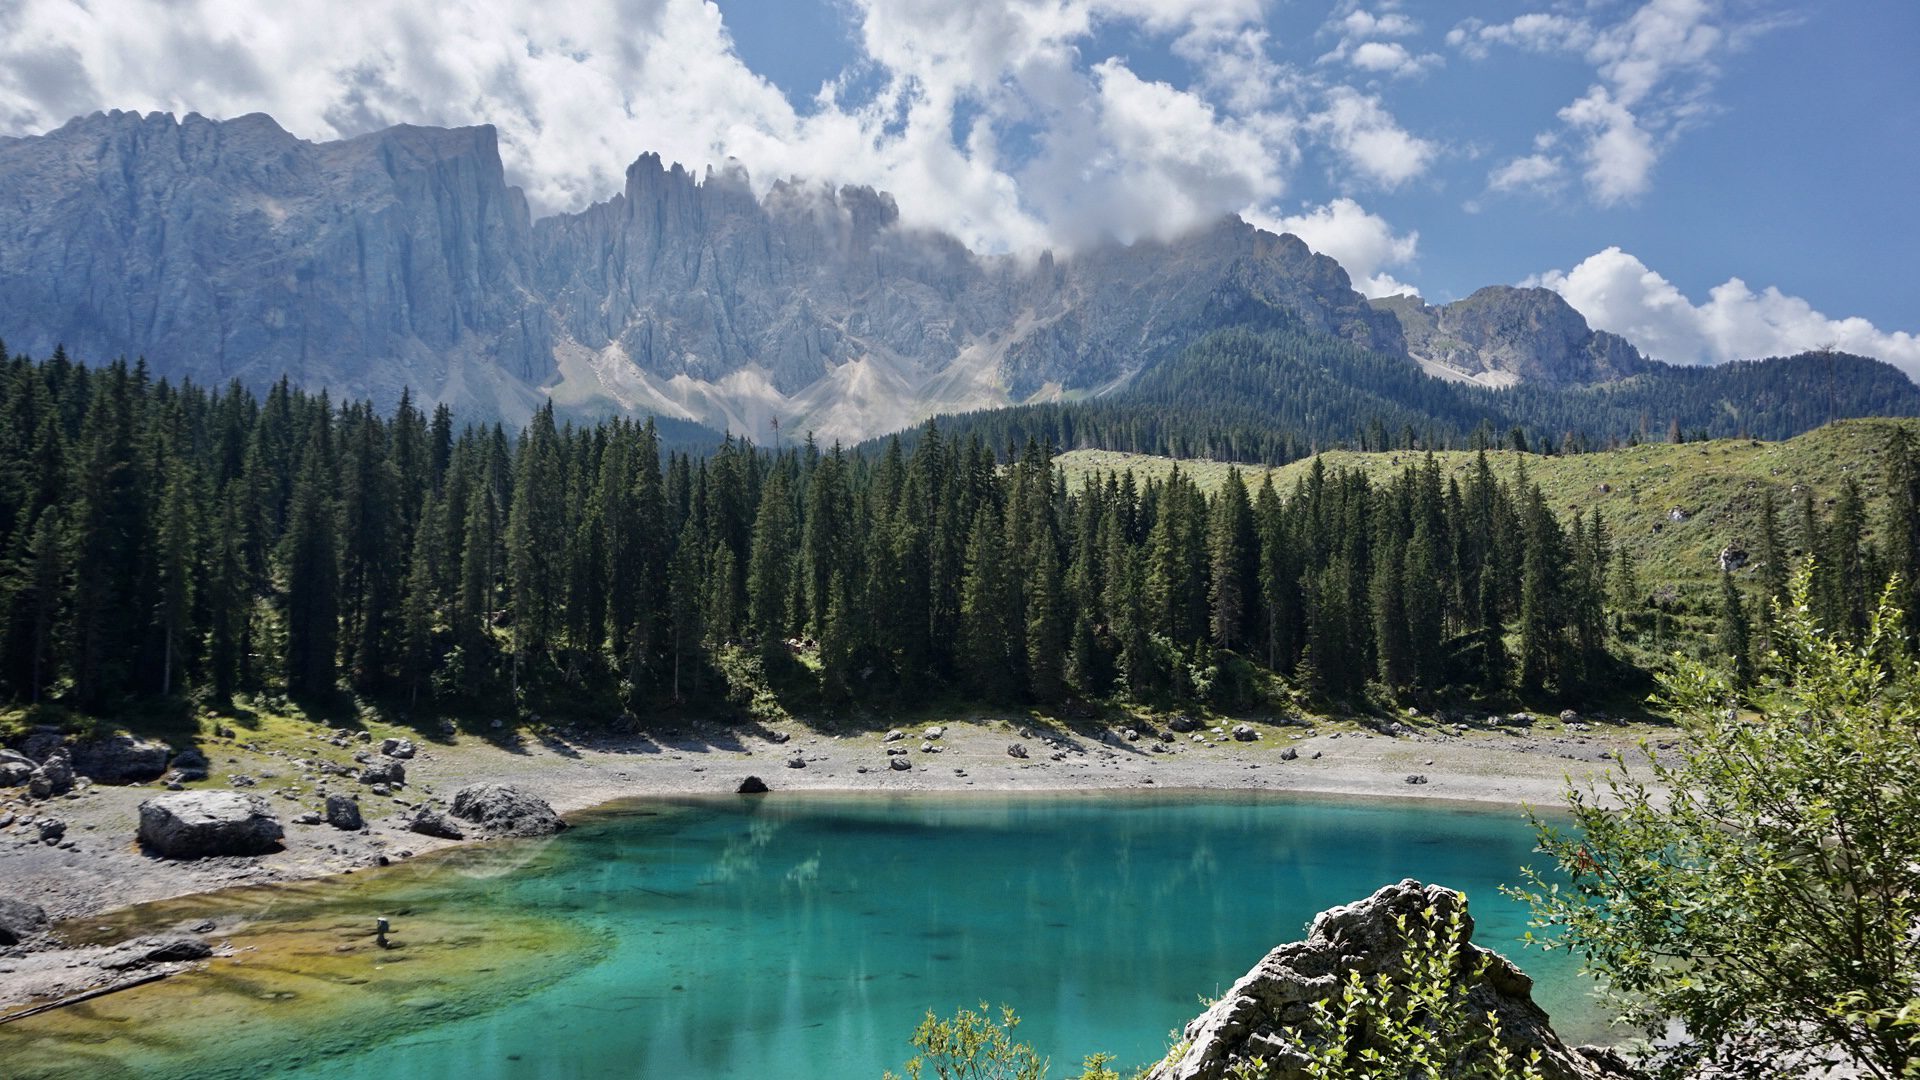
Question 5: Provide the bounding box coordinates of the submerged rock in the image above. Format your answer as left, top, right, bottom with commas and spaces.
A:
447, 783, 567, 837
1145, 880, 1633, 1080
137, 791, 284, 858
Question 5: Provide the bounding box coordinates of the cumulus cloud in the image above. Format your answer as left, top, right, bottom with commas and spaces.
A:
1531, 247, 1920, 376
1319, 8, 1441, 78
1453, 0, 1773, 205
1310, 87, 1437, 188
1487, 152, 1564, 194
1251, 197, 1419, 298
0, 0, 1338, 255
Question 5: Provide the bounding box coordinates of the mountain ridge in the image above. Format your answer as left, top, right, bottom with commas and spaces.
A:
0, 110, 1906, 445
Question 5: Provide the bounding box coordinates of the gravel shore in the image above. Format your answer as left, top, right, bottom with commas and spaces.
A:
0, 711, 1655, 1013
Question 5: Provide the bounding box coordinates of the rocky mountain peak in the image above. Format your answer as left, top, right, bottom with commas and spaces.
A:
1373, 285, 1648, 388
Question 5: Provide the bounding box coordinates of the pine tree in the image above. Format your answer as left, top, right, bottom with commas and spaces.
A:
959, 504, 1021, 702
1717, 566, 1753, 689
153, 455, 197, 697
505, 404, 565, 687
1207, 468, 1255, 650
282, 427, 339, 699
747, 468, 796, 655
399, 490, 448, 703
1403, 516, 1444, 693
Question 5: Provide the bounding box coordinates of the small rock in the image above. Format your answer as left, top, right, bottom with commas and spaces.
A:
358, 758, 405, 787
0, 898, 49, 946
36, 817, 66, 843
737, 776, 770, 794
767, 731, 791, 744
785, 756, 806, 770
1231, 724, 1258, 742
1405, 774, 1430, 785
408, 809, 465, 839
370, 784, 392, 797
324, 794, 363, 830
1006, 743, 1029, 759
294, 811, 323, 825
1279, 747, 1298, 761
1167, 715, 1199, 733
889, 757, 912, 772
884, 730, 906, 742
923, 726, 944, 739
379, 738, 416, 760
1123, 728, 1140, 742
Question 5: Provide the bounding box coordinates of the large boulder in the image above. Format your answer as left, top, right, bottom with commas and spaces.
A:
1145, 880, 1634, 1080
71, 734, 173, 783
448, 783, 567, 837
137, 791, 284, 858
0, 897, 50, 945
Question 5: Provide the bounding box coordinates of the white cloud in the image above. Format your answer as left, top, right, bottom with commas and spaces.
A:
1487, 152, 1564, 194
1451, 0, 1770, 205
1251, 197, 1420, 298
1557, 86, 1658, 204
0, 0, 1324, 256
1310, 86, 1437, 188
1531, 247, 1920, 376
1319, 8, 1440, 78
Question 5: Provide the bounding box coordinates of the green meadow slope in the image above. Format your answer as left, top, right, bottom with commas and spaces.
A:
1058, 418, 1917, 598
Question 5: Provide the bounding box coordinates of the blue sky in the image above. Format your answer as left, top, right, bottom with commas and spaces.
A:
1, 0, 1914, 371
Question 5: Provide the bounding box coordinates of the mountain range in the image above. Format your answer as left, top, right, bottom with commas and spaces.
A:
0, 109, 1913, 447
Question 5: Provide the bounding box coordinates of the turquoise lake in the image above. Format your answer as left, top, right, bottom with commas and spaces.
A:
6, 792, 1605, 1079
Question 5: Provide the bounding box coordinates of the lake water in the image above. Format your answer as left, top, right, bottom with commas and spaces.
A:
3, 792, 1605, 1079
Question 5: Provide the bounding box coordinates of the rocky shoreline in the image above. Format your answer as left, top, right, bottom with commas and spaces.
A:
0, 709, 1653, 1018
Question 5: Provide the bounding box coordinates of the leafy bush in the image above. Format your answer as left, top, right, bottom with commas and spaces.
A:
1516, 566, 1920, 1078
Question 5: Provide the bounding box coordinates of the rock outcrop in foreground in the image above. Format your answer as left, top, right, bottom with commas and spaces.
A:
1147, 880, 1633, 1080
136, 791, 285, 858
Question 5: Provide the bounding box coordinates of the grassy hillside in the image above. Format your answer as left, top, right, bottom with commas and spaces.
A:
1059, 418, 1918, 597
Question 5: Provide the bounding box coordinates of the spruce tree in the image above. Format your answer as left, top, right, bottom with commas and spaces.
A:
1717, 566, 1753, 689
282, 428, 339, 699
958, 504, 1021, 702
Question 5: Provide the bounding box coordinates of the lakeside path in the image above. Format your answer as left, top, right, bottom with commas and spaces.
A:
0, 712, 1660, 1012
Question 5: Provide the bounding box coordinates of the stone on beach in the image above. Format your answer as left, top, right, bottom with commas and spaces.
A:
448, 783, 567, 837
137, 791, 285, 858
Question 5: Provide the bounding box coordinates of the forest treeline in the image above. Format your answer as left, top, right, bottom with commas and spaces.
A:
3, 347, 1918, 720
897, 329, 1920, 466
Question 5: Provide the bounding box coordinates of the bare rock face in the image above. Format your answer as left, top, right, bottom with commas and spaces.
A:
1374, 287, 1648, 388
1146, 880, 1633, 1080
137, 791, 284, 859
0, 110, 549, 421
447, 783, 567, 837
0, 112, 1404, 444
